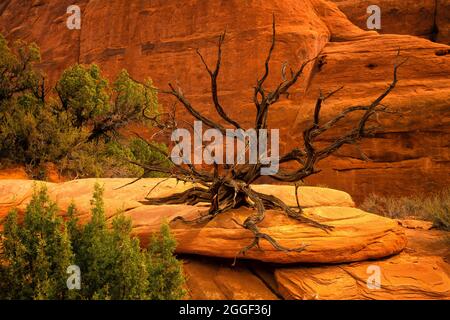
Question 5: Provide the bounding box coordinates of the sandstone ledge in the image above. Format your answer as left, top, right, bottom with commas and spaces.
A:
0, 178, 404, 264
128, 205, 407, 264
275, 253, 450, 300
182, 224, 449, 300
0, 178, 354, 218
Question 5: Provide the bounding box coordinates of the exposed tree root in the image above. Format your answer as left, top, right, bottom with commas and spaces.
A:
141, 182, 332, 261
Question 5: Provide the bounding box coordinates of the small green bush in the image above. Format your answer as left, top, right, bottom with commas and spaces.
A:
0, 186, 73, 299
0, 35, 40, 103
147, 223, 186, 300
55, 64, 110, 128
0, 184, 185, 300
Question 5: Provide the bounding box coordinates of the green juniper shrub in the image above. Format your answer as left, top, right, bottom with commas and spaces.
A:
0, 34, 40, 104
0, 184, 185, 300
146, 222, 186, 300
55, 64, 110, 128
105, 138, 171, 178
0, 34, 168, 179
0, 185, 73, 300
69, 183, 150, 300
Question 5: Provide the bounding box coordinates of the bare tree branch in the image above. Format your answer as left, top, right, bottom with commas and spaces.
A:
130, 17, 405, 263
197, 32, 242, 129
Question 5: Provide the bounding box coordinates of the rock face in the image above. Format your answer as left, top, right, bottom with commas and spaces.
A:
0, 166, 28, 180
330, 0, 450, 44
0, 1, 449, 202
183, 257, 279, 300
297, 32, 450, 202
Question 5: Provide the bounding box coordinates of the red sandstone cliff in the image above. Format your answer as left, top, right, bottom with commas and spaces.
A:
0, 0, 449, 201
331, 0, 450, 44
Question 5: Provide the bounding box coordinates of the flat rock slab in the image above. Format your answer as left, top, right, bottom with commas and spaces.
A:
126, 205, 407, 264
0, 179, 405, 264
0, 178, 354, 219
397, 219, 434, 230
275, 253, 450, 300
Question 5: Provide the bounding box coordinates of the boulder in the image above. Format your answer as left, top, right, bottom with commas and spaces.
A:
182, 218, 450, 300
251, 185, 355, 208
275, 253, 450, 300
397, 219, 434, 230
182, 224, 449, 300
126, 205, 407, 263
330, 0, 450, 45
0, 178, 406, 263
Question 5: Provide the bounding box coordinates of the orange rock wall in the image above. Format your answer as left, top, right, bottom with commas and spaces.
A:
330, 0, 450, 44
0, 0, 449, 202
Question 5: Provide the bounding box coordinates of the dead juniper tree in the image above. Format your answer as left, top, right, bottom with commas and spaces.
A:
130, 17, 406, 259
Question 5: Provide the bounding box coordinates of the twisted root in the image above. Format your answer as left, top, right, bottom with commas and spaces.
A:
144, 184, 333, 265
